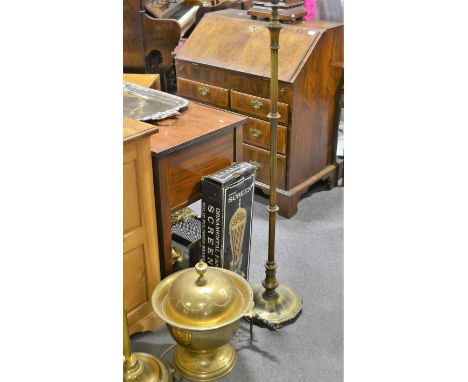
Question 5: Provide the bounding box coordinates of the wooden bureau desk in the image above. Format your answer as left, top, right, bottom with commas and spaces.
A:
148, 102, 247, 277
175, 10, 343, 218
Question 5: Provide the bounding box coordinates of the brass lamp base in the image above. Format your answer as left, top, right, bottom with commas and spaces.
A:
173, 343, 237, 382
251, 283, 303, 328
124, 352, 172, 382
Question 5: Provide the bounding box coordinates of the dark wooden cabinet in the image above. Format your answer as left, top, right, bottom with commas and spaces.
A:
175, 9, 343, 218
148, 102, 246, 276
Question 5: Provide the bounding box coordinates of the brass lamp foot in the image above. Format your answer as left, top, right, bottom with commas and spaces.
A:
124, 352, 172, 382
251, 283, 303, 328
173, 343, 237, 382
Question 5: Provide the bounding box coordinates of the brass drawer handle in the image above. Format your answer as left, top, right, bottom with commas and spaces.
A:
199, 86, 210, 96
250, 99, 263, 110
249, 128, 262, 138
250, 161, 262, 170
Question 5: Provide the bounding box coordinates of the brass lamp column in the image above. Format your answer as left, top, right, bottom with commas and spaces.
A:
123, 301, 172, 382
251, 2, 303, 327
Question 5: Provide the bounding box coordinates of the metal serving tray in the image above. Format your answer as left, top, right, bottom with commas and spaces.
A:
123, 81, 188, 121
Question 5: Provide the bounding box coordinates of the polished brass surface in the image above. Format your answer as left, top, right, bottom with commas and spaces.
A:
171, 207, 197, 225
251, 283, 302, 327
250, 99, 264, 110
171, 247, 185, 266
151, 260, 254, 381
123, 302, 172, 382
199, 86, 211, 96
161, 260, 243, 329
249, 127, 263, 137
173, 343, 237, 382
124, 353, 172, 382
251, 4, 303, 327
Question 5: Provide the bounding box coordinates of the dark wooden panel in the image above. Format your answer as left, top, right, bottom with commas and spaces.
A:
231, 90, 289, 125
288, 26, 343, 188
123, 0, 146, 72
242, 143, 286, 189
177, 78, 230, 108
174, 9, 343, 218
166, 132, 235, 209
177, 63, 293, 104
142, 15, 181, 74
153, 129, 237, 276
148, 102, 246, 156
242, 117, 287, 155
175, 11, 319, 82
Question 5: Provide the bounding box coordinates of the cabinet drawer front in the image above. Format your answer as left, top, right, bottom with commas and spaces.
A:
243, 117, 287, 155
177, 78, 229, 108
231, 90, 289, 125
242, 143, 286, 189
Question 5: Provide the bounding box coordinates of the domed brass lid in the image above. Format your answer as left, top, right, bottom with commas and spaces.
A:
152, 260, 252, 330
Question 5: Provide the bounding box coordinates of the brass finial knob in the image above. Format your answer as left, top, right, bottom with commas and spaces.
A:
195, 260, 208, 285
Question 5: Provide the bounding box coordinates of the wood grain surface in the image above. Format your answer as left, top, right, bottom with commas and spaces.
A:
123, 116, 159, 143
149, 102, 246, 276
123, 73, 161, 90
242, 143, 286, 189
176, 11, 319, 82
231, 90, 289, 124
123, 133, 164, 334
242, 117, 287, 155
148, 101, 246, 156
175, 9, 343, 217
178, 77, 230, 108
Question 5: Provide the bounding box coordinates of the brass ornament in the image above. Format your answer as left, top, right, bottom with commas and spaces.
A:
171, 207, 197, 225
250, 3, 303, 328
249, 127, 262, 137
250, 99, 264, 110
171, 247, 184, 266
251, 283, 302, 326
123, 301, 172, 382
198, 86, 210, 96
152, 260, 254, 381
123, 353, 172, 382
171, 207, 197, 266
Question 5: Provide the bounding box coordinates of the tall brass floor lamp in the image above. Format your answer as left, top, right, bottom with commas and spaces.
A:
251, 1, 303, 328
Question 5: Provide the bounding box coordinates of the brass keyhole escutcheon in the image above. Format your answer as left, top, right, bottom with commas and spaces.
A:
199, 86, 210, 96
251, 99, 263, 110
249, 128, 262, 137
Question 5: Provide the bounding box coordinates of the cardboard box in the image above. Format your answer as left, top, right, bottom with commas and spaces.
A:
201, 162, 256, 279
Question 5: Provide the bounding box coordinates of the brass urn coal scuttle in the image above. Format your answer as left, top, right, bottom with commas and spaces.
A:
151, 260, 254, 381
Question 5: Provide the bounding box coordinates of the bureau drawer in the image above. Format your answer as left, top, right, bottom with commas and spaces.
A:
243, 117, 287, 155
242, 144, 286, 189
177, 78, 229, 108
231, 91, 289, 125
